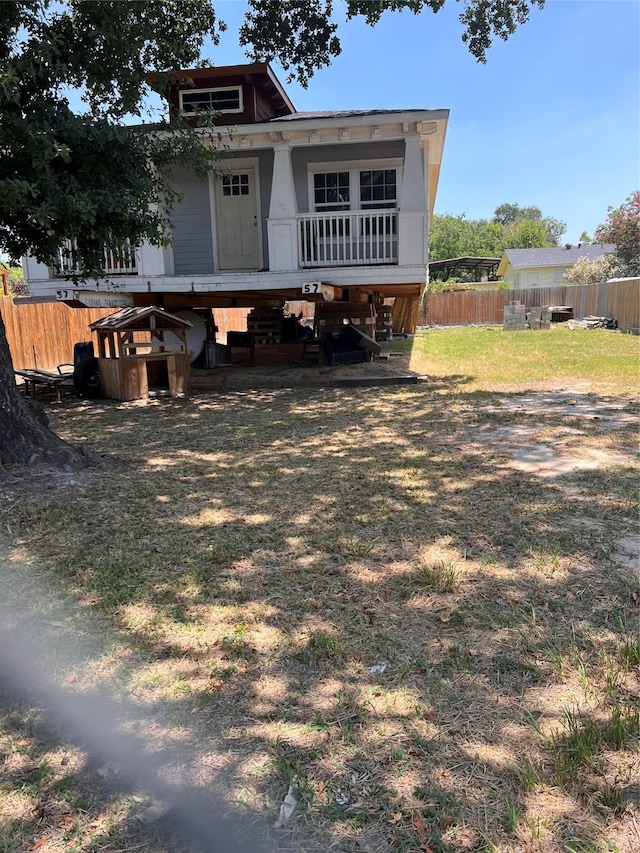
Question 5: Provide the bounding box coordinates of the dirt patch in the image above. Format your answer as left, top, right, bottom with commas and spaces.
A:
191, 350, 418, 391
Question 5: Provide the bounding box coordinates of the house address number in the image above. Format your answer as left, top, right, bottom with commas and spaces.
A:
301, 281, 321, 294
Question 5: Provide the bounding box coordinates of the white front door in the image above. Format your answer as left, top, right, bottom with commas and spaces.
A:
215, 169, 260, 270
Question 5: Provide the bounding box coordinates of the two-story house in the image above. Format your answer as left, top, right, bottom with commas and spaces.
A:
22, 63, 449, 340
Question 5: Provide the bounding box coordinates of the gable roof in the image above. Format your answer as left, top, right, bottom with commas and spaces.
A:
146, 62, 296, 120
498, 244, 616, 274
89, 306, 193, 332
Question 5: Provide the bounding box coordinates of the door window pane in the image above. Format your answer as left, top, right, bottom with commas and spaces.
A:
222, 174, 250, 196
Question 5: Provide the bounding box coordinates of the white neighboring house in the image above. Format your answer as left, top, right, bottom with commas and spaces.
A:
21, 62, 449, 329
497, 243, 616, 288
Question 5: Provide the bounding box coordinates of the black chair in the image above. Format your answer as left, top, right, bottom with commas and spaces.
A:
70, 341, 101, 398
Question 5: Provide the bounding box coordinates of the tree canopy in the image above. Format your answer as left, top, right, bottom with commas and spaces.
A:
429, 203, 567, 277
0, 0, 225, 277
491, 202, 566, 246
595, 191, 640, 278
240, 1, 546, 85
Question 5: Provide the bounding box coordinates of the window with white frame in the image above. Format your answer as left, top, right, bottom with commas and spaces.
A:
359, 169, 397, 210
309, 162, 401, 214
313, 171, 351, 212
179, 86, 243, 115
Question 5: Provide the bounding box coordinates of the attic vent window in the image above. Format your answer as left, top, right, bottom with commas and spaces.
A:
180, 86, 243, 115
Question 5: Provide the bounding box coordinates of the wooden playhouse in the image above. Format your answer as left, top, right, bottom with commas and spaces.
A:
89, 307, 192, 401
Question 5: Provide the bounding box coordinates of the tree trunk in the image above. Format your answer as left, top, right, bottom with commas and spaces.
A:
0, 310, 94, 475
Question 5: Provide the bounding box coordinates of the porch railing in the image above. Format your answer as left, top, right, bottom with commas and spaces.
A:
55, 239, 138, 277
298, 211, 398, 268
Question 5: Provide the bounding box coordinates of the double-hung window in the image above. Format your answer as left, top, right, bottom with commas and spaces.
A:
359, 169, 397, 210
359, 169, 397, 236
309, 162, 400, 215
313, 172, 351, 212
312, 171, 351, 239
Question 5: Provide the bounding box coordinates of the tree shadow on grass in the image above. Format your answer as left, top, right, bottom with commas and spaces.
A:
1, 384, 638, 852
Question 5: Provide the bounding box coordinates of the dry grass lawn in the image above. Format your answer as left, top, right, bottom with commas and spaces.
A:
0, 328, 638, 853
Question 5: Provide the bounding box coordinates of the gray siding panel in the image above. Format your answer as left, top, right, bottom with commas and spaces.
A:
171, 167, 214, 275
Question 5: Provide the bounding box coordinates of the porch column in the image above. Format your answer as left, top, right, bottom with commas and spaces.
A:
136, 241, 167, 277
267, 144, 298, 271
398, 133, 428, 266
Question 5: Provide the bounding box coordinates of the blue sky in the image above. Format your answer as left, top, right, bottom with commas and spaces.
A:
183, 0, 639, 244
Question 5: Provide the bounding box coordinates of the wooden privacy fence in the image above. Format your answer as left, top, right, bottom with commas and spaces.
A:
0, 298, 255, 371
1, 299, 113, 370
419, 279, 640, 332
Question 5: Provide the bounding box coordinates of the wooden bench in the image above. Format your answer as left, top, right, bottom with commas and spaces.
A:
15, 368, 74, 403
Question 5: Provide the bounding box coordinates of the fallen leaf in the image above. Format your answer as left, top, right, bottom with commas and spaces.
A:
441, 769, 451, 777
30, 840, 47, 851
412, 813, 426, 833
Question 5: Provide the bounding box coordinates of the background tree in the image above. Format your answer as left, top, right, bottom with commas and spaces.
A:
506, 218, 549, 248
429, 214, 504, 263
493, 202, 543, 224
492, 202, 565, 246
594, 191, 640, 277
429, 201, 565, 279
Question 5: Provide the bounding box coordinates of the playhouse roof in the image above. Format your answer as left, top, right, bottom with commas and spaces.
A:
89, 306, 193, 332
